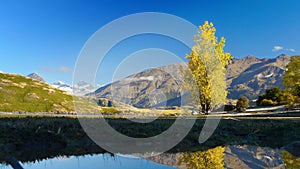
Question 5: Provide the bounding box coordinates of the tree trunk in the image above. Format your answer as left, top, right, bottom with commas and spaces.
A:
205, 103, 210, 114
201, 104, 206, 114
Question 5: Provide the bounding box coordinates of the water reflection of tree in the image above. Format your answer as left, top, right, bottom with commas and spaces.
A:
282, 150, 300, 169
178, 146, 225, 169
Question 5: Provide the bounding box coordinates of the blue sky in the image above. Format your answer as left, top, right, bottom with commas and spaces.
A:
0, 0, 299, 85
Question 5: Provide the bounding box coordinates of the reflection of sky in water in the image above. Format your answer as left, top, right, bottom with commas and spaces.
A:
0, 153, 175, 169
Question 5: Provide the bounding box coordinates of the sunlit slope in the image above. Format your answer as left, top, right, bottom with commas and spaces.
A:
0, 73, 74, 112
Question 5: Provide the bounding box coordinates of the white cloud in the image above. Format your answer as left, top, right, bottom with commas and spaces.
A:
287, 48, 296, 52
41, 66, 72, 73
0, 70, 3, 73
272, 46, 283, 52
272, 45, 296, 52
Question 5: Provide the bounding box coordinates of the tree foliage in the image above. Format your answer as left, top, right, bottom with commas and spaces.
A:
282, 150, 300, 169
185, 21, 232, 114
281, 92, 298, 105
256, 86, 300, 106
178, 146, 225, 169
283, 56, 300, 97
256, 87, 284, 106
236, 96, 249, 112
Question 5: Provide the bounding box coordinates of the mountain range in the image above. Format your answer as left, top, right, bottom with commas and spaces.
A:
226, 54, 290, 99
1, 54, 292, 110
94, 54, 291, 108
25, 73, 94, 96
51, 81, 94, 96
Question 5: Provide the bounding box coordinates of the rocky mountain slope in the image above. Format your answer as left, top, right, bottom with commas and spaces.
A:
27, 73, 45, 82
226, 54, 290, 99
94, 62, 187, 108
94, 54, 291, 107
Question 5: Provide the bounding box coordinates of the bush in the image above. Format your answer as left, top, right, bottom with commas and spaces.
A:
294, 85, 300, 97
236, 96, 249, 112
256, 94, 266, 106
257, 86, 300, 106
265, 87, 284, 103
101, 107, 119, 114
257, 87, 284, 106
260, 99, 278, 106
281, 92, 296, 105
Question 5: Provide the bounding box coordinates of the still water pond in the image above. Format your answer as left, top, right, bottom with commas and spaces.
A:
1, 153, 174, 169
1, 144, 300, 169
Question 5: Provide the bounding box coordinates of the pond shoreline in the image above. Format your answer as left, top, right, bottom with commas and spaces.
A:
0, 110, 300, 119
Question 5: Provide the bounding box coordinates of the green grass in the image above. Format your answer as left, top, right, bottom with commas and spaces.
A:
101, 107, 119, 114
0, 73, 74, 112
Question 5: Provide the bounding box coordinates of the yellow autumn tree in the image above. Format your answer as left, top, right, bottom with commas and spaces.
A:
178, 146, 225, 169
282, 150, 300, 168
185, 21, 232, 114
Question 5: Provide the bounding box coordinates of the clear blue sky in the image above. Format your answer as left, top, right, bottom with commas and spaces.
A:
1, 0, 299, 85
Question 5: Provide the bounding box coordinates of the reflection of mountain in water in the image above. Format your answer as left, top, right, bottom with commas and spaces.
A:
3, 144, 298, 169
148, 144, 300, 169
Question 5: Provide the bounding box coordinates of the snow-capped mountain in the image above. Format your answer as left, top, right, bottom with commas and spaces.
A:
52, 80, 95, 96
52, 81, 73, 93
73, 81, 95, 96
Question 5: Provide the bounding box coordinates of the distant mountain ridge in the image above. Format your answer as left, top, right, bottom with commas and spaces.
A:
94, 64, 185, 108
52, 80, 94, 96
27, 73, 45, 82
52, 81, 73, 94
226, 54, 290, 99
94, 54, 291, 107
26, 72, 94, 96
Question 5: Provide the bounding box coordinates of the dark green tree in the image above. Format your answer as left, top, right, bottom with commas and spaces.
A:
256, 87, 284, 106
265, 87, 284, 103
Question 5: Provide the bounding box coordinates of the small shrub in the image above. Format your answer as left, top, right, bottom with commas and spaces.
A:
101, 107, 119, 114
281, 92, 296, 105
260, 99, 278, 106
236, 96, 249, 112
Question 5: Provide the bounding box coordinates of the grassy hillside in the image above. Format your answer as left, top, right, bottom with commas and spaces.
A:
0, 73, 74, 112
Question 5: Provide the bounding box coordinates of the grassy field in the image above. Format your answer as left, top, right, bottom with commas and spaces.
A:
0, 73, 74, 112
0, 73, 112, 113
